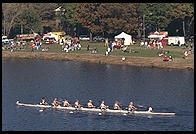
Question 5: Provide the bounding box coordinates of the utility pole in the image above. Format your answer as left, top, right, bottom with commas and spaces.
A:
4, 20, 6, 35
143, 14, 145, 41
21, 24, 23, 34
183, 19, 186, 37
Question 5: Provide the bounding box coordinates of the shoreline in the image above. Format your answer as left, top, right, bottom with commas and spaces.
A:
2, 51, 194, 70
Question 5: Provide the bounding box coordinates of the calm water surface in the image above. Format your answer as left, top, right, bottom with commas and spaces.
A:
2, 58, 194, 131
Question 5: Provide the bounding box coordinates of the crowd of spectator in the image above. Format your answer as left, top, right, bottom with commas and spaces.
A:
61, 37, 81, 52
140, 39, 164, 49
2, 35, 194, 62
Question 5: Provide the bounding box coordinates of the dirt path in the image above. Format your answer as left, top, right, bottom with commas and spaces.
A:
2, 51, 194, 70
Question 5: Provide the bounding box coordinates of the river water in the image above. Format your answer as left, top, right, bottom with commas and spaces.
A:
2, 58, 194, 131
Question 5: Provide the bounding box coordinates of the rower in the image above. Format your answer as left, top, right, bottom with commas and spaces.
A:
87, 100, 96, 108
128, 102, 137, 111
40, 97, 48, 105
113, 101, 122, 110
75, 99, 82, 108
148, 106, 153, 112
100, 101, 108, 110
52, 98, 61, 107
63, 99, 72, 107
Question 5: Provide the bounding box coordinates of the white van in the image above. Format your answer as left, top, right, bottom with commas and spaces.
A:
168, 36, 185, 46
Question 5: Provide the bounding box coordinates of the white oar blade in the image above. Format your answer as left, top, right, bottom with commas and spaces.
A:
98, 113, 102, 115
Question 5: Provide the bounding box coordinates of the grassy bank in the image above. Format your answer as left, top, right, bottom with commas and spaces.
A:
2, 41, 194, 69
3, 41, 191, 58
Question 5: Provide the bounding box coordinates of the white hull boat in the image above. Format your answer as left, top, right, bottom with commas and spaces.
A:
16, 101, 175, 116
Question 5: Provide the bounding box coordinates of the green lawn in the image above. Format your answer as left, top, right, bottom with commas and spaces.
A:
3, 40, 190, 58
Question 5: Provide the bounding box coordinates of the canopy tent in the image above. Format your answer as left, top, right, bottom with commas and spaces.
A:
114, 32, 133, 45
148, 34, 165, 39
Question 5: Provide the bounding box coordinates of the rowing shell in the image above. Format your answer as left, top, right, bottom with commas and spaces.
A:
16, 101, 175, 116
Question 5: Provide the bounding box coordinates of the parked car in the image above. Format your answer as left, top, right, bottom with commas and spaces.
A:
93, 36, 104, 42
2, 39, 11, 45
79, 35, 90, 41
2, 35, 11, 45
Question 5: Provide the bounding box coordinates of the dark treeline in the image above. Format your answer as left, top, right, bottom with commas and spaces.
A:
2, 3, 194, 39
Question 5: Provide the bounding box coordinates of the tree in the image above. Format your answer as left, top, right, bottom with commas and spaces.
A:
57, 3, 79, 36
25, 3, 58, 33
97, 3, 140, 37
16, 9, 41, 34
75, 3, 140, 38
170, 3, 194, 37
139, 3, 174, 33
2, 3, 27, 37
2, 3, 58, 36
75, 3, 101, 40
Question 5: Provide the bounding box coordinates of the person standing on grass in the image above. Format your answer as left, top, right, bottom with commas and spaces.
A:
184, 50, 188, 59
31, 43, 35, 52
140, 40, 144, 47
178, 40, 180, 47
108, 40, 113, 50
144, 40, 148, 48
87, 44, 90, 51
105, 38, 108, 47
105, 50, 109, 56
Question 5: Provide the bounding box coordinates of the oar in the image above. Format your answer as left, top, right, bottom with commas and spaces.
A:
75, 104, 83, 110
137, 104, 146, 108
98, 113, 102, 115
98, 106, 108, 115
39, 109, 44, 112
69, 111, 74, 114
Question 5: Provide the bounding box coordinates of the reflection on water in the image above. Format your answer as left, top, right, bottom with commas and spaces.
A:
2, 58, 194, 131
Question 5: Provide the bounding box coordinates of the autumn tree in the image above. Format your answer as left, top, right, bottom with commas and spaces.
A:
75, 3, 140, 38
96, 3, 140, 37
75, 3, 101, 40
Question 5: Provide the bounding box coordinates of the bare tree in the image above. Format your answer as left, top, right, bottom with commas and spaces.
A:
2, 3, 27, 36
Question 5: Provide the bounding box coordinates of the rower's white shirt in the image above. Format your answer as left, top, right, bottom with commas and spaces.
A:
128, 104, 133, 108
88, 102, 93, 107
114, 103, 119, 108
75, 101, 79, 106
100, 103, 106, 108
148, 107, 153, 112
64, 101, 69, 105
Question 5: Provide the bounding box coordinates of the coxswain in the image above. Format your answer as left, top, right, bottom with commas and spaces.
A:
63, 99, 72, 107
100, 101, 108, 110
52, 98, 61, 107
87, 100, 96, 108
75, 99, 82, 108
128, 102, 137, 111
113, 101, 122, 110
148, 106, 153, 112
40, 97, 48, 105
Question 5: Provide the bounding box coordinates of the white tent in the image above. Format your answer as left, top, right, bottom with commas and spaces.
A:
148, 34, 165, 39
114, 32, 133, 45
